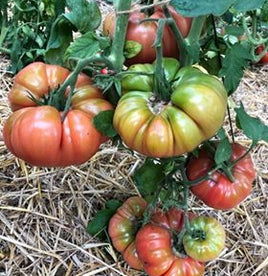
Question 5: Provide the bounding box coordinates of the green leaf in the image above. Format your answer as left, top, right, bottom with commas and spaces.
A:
87, 199, 122, 238
45, 15, 73, 65
134, 159, 165, 199
124, 40, 143, 59
235, 103, 268, 142
170, 0, 265, 16
65, 0, 101, 33
215, 138, 232, 165
233, 0, 265, 12
217, 128, 228, 140
225, 26, 245, 37
219, 43, 252, 95
92, 110, 117, 138
64, 31, 110, 62
170, 0, 235, 16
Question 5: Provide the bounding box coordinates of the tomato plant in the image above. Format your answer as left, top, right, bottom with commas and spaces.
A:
103, 6, 192, 65
108, 196, 147, 270
186, 143, 256, 210
114, 58, 227, 158
183, 216, 226, 262
3, 62, 113, 167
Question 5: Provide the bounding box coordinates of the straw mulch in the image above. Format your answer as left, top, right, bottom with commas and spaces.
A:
0, 3, 267, 273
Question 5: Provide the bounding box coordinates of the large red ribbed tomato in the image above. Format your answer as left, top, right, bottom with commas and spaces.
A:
136, 209, 205, 276
108, 196, 147, 270
186, 143, 256, 210
114, 58, 227, 158
3, 62, 113, 167
103, 6, 192, 65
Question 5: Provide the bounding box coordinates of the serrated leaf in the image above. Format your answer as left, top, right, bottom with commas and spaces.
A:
45, 15, 73, 65
106, 199, 122, 211
233, 0, 265, 12
217, 128, 228, 140
215, 138, 232, 165
235, 103, 268, 142
170, 0, 235, 16
64, 31, 110, 62
170, 0, 265, 16
225, 26, 244, 37
134, 159, 165, 198
92, 110, 117, 138
65, 0, 101, 33
219, 43, 252, 94
87, 209, 114, 237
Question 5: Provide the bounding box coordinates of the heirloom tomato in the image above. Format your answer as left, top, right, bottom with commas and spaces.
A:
108, 196, 147, 270
3, 62, 113, 167
113, 58, 227, 158
103, 6, 192, 65
183, 216, 225, 262
136, 208, 205, 276
186, 143, 256, 210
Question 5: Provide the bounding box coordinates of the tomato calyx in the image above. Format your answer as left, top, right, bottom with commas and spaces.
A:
189, 229, 206, 241
26, 85, 68, 111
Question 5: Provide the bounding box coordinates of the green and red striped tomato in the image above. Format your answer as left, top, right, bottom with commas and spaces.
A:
136, 209, 205, 276
4, 62, 113, 167
108, 196, 147, 270
113, 58, 227, 158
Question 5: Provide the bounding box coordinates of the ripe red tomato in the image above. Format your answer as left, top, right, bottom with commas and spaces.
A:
108, 196, 147, 270
136, 208, 205, 276
186, 143, 256, 210
103, 6, 192, 65
183, 216, 226, 262
256, 45, 268, 63
136, 224, 205, 276
3, 62, 113, 167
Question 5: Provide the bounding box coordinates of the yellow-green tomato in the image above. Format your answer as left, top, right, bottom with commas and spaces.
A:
183, 216, 226, 262
113, 58, 227, 158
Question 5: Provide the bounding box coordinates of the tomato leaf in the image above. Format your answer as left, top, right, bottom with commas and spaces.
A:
219, 43, 252, 95
124, 40, 143, 59
214, 138, 232, 165
64, 31, 110, 64
65, 0, 101, 33
170, 0, 265, 16
87, 200, 122, 238
134, 159, 165, 200
45, 15, 74, 65
92, 110, 117, 138
224, 26, 244, 37
233, 0, 265, 12
235, 103, 268, 142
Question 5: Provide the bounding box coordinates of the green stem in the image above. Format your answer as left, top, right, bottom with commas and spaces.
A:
153, 18, 171, 101
107, 0, 132, 71
229, 141, 256, 169
57, 56, 112, 121
242, 16, 268, 46
0, 46, 10, 54
163, 7, 189, 66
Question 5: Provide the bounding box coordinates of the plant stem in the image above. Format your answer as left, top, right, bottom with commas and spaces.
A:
153, 18, 171, 101
107, 0, 132, 71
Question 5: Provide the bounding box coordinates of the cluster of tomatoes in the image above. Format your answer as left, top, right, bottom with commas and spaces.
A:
108, 197, 224, 276
108, 141, 255, 275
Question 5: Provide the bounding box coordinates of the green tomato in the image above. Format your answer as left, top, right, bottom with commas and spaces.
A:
183, 216, 226, 262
